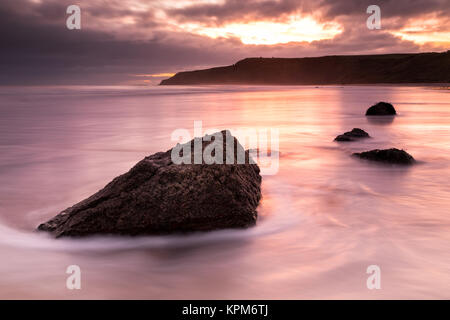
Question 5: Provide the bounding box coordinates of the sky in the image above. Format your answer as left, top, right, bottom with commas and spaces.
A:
1, 0, 449, 85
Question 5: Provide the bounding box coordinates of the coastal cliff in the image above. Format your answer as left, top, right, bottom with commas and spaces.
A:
160, 51, 450, 85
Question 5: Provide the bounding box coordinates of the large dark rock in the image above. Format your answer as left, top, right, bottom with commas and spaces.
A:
353, 148, 415, 165
37, 130, 262, 238
366, 102, 397, 116
335, 128, 370, 142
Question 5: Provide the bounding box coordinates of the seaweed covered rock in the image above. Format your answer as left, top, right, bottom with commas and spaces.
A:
353, 148, 415, 165
335, 128, 370, 142
366, 102, 397, 116
38, 130, 262, 238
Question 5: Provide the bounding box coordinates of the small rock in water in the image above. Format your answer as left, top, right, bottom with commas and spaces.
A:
366, 102, 397, 116
353, 148, 415, 165
37, 130, 262, 238
335, 128, 370, 142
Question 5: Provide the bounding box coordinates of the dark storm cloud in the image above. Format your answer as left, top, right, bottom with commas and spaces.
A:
167, 0, 450, 24
166, 0, 307, 25
0, 1, 242, 84
322, 0, 450, 19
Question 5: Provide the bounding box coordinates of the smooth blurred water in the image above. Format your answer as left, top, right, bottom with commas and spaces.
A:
0, 85, 449, 299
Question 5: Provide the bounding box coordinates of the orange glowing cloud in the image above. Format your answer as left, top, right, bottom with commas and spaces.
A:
135, 73, 175, 77
177, 16, 343, 45
392, 18, 450, 46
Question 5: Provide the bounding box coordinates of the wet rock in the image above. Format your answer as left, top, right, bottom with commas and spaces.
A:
37, 130, 262, 238
353, 148, 415, 165
366, 102, 397, 116
335, 128, 370, 142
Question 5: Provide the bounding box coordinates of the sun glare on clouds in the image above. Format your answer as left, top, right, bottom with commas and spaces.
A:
392, 18, 450, 46
179, 16, 343, 45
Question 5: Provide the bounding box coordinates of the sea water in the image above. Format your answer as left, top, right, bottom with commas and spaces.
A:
0, 85, 449, 299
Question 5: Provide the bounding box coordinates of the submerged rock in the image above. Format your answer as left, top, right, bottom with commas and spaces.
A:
38, 130, 262, 238
353, 148, 415, 165
366, 102, 397, 116
335, 128, 370, 142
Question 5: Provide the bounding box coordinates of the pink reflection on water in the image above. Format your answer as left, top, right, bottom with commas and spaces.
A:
0, 85, 449, 298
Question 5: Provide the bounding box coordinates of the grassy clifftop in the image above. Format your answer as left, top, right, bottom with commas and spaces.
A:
160, 51, 450, 85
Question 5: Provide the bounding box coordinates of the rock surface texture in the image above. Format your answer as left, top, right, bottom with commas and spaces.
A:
353, 148, 415, 165
38, 130, 262, 238
335, 128, 370, 142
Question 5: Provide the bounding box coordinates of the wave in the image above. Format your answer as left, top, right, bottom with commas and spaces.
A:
0, 180, 302, 253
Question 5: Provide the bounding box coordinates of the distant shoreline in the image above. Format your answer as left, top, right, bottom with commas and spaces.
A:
0, 83, 449, 89
160, 51, 450, 86
1, 83, 449, 89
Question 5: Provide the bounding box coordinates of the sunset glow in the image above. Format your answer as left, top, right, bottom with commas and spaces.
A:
5, 0, 450, 85
57, 0, 449, 51
393, 18, 450, 45
135, 73, 176, 78
2, 0, 450, 303
179, 17, 343, 45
